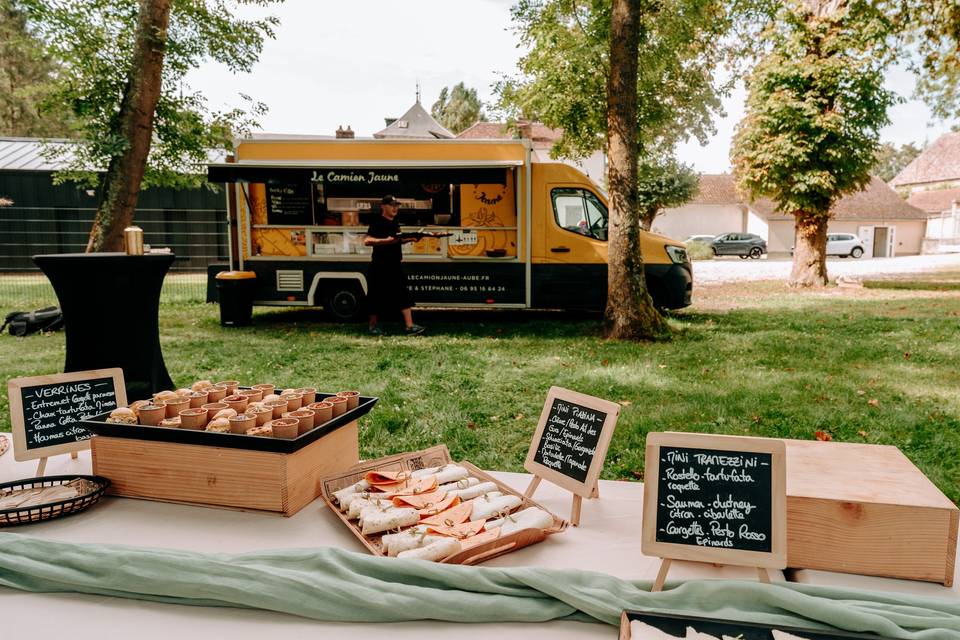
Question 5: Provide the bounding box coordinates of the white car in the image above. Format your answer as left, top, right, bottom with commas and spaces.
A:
827, 233, 865, 258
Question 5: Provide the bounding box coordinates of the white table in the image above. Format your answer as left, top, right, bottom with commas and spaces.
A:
0, 446, 781, 638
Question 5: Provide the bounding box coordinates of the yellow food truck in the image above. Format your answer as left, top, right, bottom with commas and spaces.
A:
207, 137, 692, 320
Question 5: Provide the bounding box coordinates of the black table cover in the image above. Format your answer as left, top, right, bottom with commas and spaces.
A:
33, 253, 176, 401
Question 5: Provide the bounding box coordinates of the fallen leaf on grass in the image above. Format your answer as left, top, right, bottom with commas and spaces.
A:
467, 422, 477, 431
601, 359, 610, 366
514, 413, 524, 421
903, 352, 910, 359
814, 431, 833, 442
868, 398, 879, 407
490, 415, 500, 422
631, 470, 644, 481
856, 390, 865, 396
620, 400, 633, 406
857, 430, 868, 438
752, 415, 762, 424
658, 364, 667, 369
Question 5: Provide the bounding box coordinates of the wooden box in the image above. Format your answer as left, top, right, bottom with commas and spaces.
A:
91, 420, 359, 516
320, 444, 567, 565
784, 439, 958, 585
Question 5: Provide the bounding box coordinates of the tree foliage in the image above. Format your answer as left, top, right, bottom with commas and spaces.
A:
891, 0, 960, 119
871, 140, 923, 182
21, 0, 279, 191
0, 1, 73, 137
497, 0, 741, 162
732, 0, 896, 286
431, 82, 486, 135
636, 156, 699, 230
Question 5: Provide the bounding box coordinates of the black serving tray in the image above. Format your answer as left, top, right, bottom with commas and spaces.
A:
622, 611, 891, 640
0, 475, 111, 527
81, 393, 377, 454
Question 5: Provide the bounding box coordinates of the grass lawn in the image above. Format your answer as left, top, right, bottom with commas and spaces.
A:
1, 274, 958, 503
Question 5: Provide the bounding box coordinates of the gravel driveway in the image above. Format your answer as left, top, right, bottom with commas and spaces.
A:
692, 253, 960, 284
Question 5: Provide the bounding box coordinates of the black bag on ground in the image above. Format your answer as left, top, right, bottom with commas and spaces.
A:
1, 306, 64, 336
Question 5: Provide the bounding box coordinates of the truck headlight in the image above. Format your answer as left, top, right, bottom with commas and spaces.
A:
665, 245, 688, 264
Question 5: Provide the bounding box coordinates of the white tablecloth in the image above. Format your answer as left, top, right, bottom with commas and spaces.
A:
1, 443, 954, 639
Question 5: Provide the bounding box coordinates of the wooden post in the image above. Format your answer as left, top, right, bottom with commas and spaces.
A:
652, 558, 672, 592
757, 567, 771, 584
571, 494, 583, 526
70, 451, 78, 459
36, 457, 48, 477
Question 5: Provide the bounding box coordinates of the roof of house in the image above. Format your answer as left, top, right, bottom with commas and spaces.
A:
373, 101, 454, 140
0, 138, 76, 171
684, 174, 928, 220
456, 120, 562, 150
906, 187, 960, 214
890, 131, 960, 187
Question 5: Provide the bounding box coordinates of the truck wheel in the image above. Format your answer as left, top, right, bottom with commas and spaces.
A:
324, 283, 365, 322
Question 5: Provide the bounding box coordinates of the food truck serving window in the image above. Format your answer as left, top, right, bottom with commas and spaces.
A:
551, 188, 608, 241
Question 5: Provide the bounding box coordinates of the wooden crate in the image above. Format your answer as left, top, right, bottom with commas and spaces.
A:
91, 420, 359, 516
784, 439, 958, 585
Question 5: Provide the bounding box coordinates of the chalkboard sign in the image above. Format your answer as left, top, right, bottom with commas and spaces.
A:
8, 368, 127, 462
266, 182, 314, 225
524, 386, 620, 499
642, 433, 786, 569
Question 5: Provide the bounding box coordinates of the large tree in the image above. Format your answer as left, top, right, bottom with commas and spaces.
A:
732, 0, 895, 287
893, 0, 960, 119
499, 0, 743, 339
605, 0, 669, 338
431, 82, 486, 135
0, 1, 73, 137
22, 0, 279, 251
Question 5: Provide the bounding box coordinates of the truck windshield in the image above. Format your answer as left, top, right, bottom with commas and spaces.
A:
551, 188, 609, 241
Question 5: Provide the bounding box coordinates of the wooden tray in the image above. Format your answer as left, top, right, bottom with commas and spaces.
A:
82, 393, 377, 454
320, 444, 567, 565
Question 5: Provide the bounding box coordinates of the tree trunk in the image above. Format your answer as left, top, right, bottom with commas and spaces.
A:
603, 0, 670, 340
789, 213, 829, 287
638, 207, 656, 231
86, 0, 171, 252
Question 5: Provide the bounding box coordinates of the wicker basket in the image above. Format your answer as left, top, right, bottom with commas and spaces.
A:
0, 475, 110, 526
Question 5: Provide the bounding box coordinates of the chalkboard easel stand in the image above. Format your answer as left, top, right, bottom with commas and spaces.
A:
34, 451, 79, 476
524, 475, 599, 527
651, 558, 771, 592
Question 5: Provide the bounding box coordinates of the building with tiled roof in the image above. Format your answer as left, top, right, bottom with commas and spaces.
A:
655, 174, 929, 256
890, 132, 960, 192
456, 120, 605, 185
374, 100, 454, 140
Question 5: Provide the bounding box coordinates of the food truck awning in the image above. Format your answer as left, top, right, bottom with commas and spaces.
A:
207, 161, 520, 185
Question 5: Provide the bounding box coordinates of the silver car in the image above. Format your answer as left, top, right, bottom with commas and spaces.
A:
827, 233, 865, 258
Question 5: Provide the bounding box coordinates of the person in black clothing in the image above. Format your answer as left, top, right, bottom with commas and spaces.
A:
364, 195, 425, 336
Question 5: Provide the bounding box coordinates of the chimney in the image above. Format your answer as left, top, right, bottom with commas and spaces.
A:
335, 125, 355, 139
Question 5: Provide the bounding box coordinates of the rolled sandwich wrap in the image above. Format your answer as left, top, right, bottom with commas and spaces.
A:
347, 497, 393, 520
334, 480, 369, 506
471, 494, 523, 521
383, 530, 444, 557
487, 507, 545, 530
433, 465, 469, 484
438, 477, 480, 492
500, 507, 555, 535
448, 481, 498, 500
396, 537, 461, 562
358, 504, 407, 527
360, 507, 419, 536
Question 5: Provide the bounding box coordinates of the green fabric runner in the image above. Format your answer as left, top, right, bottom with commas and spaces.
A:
0, 532, 959, 637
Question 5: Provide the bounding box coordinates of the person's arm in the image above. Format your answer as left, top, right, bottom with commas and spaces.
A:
364, 235, 401, 247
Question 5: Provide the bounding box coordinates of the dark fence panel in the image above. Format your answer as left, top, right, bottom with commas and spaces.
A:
0, 170, 228, 271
